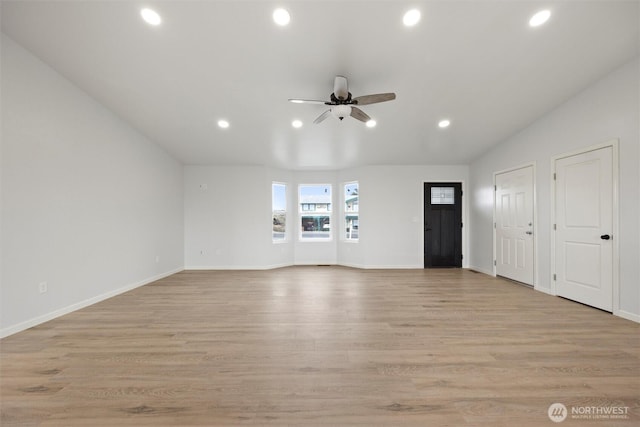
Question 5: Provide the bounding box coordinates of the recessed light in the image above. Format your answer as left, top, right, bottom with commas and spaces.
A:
529, 10, 550, 27
273, 8, 291, 26
366, 120, 377, 128
403, 9, 421, 27
140, 8, 162, 26
217, 119, 230, 129
438, 119, 451, 128
292, 120, 303, 128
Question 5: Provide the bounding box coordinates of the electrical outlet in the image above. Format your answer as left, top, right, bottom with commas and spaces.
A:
39, 282, 48, 294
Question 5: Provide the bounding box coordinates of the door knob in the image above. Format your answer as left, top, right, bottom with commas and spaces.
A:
526, 231, 533, 235
600, 234, 611, 240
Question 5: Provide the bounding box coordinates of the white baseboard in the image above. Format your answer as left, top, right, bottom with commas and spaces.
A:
534, 285, 555, 296
0, 267, 183, 339
336, 262, 366, 269
362, 264, 423, 269
184, 263, 291, 270
187, 263, 424, 270
533, 289, 639, 324
615, 309, 640, 323
468, 265, 494, 276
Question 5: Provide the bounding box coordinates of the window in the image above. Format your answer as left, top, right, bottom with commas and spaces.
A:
431, 187, 455, 205
344, 182, 359, 240
299, 184, 331, 240
272, 183, 286, 241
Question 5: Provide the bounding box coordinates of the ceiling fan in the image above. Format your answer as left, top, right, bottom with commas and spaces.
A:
289, 75, 396, 124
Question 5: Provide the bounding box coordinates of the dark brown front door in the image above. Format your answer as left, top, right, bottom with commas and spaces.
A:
424, 183, 462, 268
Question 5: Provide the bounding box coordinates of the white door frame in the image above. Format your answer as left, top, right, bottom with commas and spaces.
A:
492, 162, 537, 286
550, 139, 620, 314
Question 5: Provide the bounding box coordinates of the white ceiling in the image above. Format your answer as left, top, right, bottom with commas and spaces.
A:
2, 1, 638, 170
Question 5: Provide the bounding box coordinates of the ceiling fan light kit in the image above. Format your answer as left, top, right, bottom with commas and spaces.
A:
289, 75, 396, 124
332, 104, 351, 121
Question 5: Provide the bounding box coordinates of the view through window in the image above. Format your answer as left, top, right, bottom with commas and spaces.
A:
299, 184, 332, 240
344, 182, 359, 240
272, 183, 286, 241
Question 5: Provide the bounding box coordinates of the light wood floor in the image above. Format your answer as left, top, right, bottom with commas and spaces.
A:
1, 267, 638, 426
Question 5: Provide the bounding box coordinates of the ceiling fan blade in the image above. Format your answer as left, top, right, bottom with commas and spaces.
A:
289, 98, 330, 105
352, 92, 396, 105
313, 110, 332, 124
350, 106, 371, 123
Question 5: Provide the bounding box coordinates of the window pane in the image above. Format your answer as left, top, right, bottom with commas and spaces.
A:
344, 182, 359, 240
272, 183, 286, 240
345, 215, 359, 240
299, 184, 332, 240
431, 187, 455, 205
300, 215, 331, 239
345, 183, 358, 212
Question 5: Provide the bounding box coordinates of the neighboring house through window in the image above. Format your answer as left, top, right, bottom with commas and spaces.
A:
299, 184, 331, 240
344, 182, 359, 240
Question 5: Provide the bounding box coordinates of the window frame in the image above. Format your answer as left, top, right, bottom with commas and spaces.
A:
298, 184, 333, 241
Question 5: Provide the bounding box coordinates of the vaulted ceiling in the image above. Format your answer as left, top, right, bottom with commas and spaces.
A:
2, 1, 638, 170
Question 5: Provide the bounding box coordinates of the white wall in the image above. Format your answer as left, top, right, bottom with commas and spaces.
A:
184, 166, 294, 269
185, 165, 468, 269
184, 167, 337, 268
468, 58, 640, 321
0, 34, 184, 337
340, 165, 470, 268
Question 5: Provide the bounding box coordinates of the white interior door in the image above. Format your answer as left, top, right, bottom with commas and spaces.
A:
495, 165, 534, 285
555, 146, 613, 311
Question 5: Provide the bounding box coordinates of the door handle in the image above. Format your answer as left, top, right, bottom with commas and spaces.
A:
525, 231, 533, 235
600, 234, 611, 240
